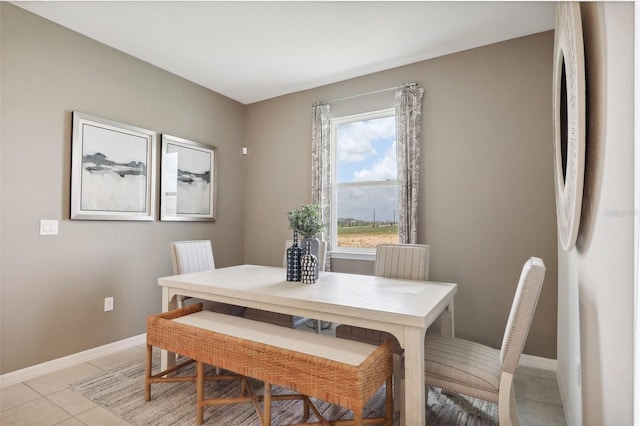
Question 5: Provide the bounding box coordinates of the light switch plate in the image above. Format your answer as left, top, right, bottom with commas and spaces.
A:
104, 297, 114, 312
40, 220, 59, 236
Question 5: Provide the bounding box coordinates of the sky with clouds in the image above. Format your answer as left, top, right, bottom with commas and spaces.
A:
336, 115, 397, 222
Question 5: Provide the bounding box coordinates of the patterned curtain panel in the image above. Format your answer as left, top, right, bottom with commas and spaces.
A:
311, 103, 331, 271
396, 86, 424, 244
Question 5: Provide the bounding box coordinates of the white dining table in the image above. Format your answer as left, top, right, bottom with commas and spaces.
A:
158, 264, 457, 426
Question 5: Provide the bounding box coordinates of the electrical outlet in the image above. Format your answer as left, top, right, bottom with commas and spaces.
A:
104, 297, 114, 312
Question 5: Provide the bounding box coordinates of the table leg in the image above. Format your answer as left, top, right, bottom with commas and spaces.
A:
403, 326, 427, 426
440, 302, 455, 337
160, 287, 178, 372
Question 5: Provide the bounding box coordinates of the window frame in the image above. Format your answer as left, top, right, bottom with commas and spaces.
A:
329, 107, 397, 257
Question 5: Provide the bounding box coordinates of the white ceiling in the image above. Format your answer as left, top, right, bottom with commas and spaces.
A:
12, 1, 557, 105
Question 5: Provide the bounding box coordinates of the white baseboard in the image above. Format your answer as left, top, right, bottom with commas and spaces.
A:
0, 333, 146, 388
519, 353, 557, 371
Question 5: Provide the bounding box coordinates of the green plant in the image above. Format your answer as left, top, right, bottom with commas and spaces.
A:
287, 204, 324, 238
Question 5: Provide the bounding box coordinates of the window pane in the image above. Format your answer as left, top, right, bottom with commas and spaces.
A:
336, 185, 399, 248
336, 116, 396, 183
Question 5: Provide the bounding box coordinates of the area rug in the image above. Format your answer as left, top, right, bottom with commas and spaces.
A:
69, 356, 498, 425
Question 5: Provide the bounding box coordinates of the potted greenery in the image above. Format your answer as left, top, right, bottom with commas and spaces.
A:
287, 203, 323, 239
287, 204, 323, 283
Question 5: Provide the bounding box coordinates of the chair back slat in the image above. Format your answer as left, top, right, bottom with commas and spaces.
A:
499, 257, 546, 373
170, 240, 215, 275
374, 244, 430, 281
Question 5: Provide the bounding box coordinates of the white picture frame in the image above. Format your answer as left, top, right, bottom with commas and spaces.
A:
70, 112, 157, 221
160, 134, 217, 222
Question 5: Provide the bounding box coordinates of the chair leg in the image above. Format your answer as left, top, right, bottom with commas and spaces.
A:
392, 353, 403, 411
498, 372, 518, 426
509, 382, 519, 426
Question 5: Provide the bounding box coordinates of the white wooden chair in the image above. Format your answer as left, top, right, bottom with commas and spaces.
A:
171, 240, 215, 273
170, 240, 245, 316
424, 257, 546, 425
373, 243, 430, 280
243, 240, 327, 331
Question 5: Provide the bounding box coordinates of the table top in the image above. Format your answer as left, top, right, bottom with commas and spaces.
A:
158, 264, 457, 329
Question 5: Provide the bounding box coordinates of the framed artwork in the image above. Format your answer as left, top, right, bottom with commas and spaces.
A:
71, 112, 157, 221
160, 134, 217, 221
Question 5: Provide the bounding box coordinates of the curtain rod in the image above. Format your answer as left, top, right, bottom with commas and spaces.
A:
313, 82, 418, 106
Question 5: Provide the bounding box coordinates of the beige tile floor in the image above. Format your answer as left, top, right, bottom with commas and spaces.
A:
1, 341, 566, 426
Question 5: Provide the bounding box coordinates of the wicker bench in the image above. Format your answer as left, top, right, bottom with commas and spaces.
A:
146, 303, 393, 425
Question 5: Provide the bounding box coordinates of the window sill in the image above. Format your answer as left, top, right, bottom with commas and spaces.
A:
329, 250, 375, 261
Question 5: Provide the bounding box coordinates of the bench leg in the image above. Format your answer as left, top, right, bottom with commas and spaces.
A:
386, 376, 393, 426
303, 395, 310, 421
197, 361, 205, 425
144, 344, 152, 401
263, 381, 272, 426
353, 408, 363, 426
241, 375, 247, 396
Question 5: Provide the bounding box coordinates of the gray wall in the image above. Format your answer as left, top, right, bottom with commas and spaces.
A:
244, 31, 559, 359
556, 3, 634, 424
2, 3, 560, 374
0, 3, 246, 373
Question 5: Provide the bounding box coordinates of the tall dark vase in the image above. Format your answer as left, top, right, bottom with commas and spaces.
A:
300, 239, 318, 284
286, 230, 303, 281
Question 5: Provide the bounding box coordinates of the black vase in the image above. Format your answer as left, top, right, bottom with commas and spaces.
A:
300, 239, 318, 284
286, 230, 303, 281
301, 236, 321, 280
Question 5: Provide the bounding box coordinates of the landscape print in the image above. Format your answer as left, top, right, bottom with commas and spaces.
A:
80, 124, 149, 213
166, 142, 212, 216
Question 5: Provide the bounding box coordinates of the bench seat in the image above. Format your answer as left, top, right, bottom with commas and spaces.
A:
146, 303, 393, 425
